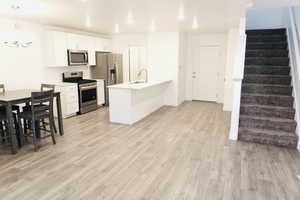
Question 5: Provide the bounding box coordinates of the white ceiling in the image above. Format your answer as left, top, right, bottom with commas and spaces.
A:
0, 0, 299, 34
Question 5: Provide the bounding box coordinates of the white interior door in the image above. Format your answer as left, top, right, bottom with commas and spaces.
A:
192, 46, 220, 102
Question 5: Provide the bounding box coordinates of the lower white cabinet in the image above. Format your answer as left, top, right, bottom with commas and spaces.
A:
95, 80, 105, 106
53, 84, 79, 118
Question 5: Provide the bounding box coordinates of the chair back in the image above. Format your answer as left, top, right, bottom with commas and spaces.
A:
0, 84, 5, 93
31, 90, 54, 119
41, 84, 55, 92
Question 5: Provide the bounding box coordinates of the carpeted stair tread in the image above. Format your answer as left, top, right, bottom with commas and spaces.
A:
243, 74, 291, 85
245, 57, 289, 66
238, 127, 298, 148
242, 84, 293, 95
246, 49, 289, 57
247, 35, 287, 43
240, 115, 295, 123
240, 104, 295, 119
246, 29, 286, 35
247, 42, 287, 50
245, 65, 290, 76
241, 93, 294, 107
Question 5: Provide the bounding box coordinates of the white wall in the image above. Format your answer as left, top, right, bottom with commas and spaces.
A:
184, 33, 228, 104
112, 34, 148, 82
112, 32, 181, 106
0, 18, 111, 90
147, 32, 180, 106
246, 7, 287, 30
223, 28, 240, 111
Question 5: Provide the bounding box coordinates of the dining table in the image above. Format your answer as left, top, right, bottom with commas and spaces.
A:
0, 89, 64, 154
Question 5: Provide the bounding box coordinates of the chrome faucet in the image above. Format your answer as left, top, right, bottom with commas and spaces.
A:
137, 68, 148, 83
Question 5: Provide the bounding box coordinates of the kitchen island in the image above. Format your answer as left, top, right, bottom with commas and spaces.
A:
108, 80, 172, 125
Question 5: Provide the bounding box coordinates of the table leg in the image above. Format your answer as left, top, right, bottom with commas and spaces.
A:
56, 93, 64, 136
6, 103, 18, 154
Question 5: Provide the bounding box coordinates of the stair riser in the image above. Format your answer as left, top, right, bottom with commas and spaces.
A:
247, 36, 287, 43
242, 85, 292, 95
246, 29, 286, 35
246, 50, 288, 57
240, 106, 295, 119
245, 58, 289, 66
240, 118, 296, 132
238, 133, 297, 148
247, 43, 287, 50
241, 95, 294, 107
244, 76, 291, 85
244, 66, 290, 75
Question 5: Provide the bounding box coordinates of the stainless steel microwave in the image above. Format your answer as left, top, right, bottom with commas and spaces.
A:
67, 50, 89, 66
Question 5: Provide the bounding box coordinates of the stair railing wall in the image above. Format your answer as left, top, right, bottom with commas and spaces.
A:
229, 18, 247, 140
287, 7, 300, 150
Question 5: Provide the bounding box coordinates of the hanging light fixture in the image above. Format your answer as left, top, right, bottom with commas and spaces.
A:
2, 1, 33, 48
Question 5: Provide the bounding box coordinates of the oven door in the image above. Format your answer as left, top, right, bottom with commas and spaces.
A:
79, 85, 98, 113
68, 50, 89, 66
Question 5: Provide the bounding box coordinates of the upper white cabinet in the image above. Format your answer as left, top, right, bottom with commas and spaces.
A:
45, 31, 68, 67
45, 30, 111, 67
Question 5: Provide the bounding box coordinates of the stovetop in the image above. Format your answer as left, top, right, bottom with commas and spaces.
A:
63, 78, 97, 85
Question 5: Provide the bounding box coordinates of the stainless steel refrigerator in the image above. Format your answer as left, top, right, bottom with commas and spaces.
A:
90, 52, 123, 105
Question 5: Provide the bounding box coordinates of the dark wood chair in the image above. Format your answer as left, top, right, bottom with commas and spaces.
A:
23, 84, 57, 134
0, 84, 20, 112
18, 90, 56, 152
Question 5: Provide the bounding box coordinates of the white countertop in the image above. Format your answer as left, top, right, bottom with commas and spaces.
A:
43, 82, 78, 87
108, 80, 172, 90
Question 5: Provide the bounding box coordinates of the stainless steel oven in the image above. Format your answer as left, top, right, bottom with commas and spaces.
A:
79, 83, 98, 114
63, 71, 98, 114
68, 50, 89, 66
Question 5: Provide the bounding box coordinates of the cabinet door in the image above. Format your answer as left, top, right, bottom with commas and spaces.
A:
88, 36, 96, 66
97, 80, 105, 105
45, 31, 68, 67
53, 31, 68, 66
67, 33, 80, 50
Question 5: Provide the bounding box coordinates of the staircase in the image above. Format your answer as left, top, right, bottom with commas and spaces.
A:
238, 28, 299, 148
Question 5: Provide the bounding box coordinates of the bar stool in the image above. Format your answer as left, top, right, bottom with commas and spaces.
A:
18, 90, 56, 152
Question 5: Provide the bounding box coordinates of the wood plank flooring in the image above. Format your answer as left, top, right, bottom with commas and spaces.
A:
0, 101, 300, 200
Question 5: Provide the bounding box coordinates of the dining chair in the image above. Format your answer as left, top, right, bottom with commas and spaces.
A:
23, 84, 57, 134
18, 90, 56, 152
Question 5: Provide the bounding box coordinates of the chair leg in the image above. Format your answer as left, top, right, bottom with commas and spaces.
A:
17, 116, 25, 147
31, 120, 38, 152
0, 121, 5, 143
51, 111, 57, 134
49, 117, 56, 145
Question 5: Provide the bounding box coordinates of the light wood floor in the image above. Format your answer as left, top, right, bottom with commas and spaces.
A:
0, 101, 300, 200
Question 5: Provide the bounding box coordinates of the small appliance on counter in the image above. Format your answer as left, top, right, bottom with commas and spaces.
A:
63, 71, 97, 114
90, 52, 123, 105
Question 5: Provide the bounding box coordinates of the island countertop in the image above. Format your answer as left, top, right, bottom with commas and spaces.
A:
107, 80, 172, 90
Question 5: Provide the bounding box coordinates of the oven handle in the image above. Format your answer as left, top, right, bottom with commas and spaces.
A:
80, 86, 97, 91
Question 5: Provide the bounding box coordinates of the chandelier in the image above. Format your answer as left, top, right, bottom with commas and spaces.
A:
2, 1, 33, 48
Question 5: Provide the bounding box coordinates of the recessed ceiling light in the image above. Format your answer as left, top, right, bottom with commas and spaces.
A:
86, 15, 91, 27
127, 10, 135, 25
192, 16, 199, 30
80, 0, 88, 2
150, 20, 156, 32
177, 4, 185, 21
115, 24, 120, 33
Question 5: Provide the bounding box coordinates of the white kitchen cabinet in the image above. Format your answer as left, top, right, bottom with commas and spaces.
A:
95, 79, 105, 106
45, 31, 68, 67
53, 84, 79, 118
67, 33, 89, 51
88, 36, 96, 66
